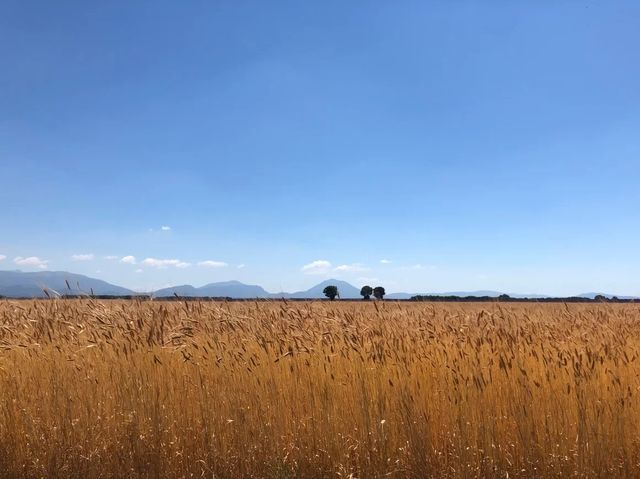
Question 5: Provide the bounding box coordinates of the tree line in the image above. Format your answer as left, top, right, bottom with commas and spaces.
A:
322, 285, 386, 301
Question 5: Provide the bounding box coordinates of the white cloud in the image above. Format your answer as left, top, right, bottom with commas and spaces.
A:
411, 264, 424, 270
161, 226, 171, 231
0, 254, 6, 261
380, 259, 392, 264
197, 260, 228, 268
237, 264, 246, 269
142, 258, 190, 269
302, 260, 372, 275
120, 255, 137, 264
14, 256, 49, 269
301, 260, 332, 275
105, 255, 119, 260
334, 263, 370, 273
135, 269, 144, 273
71, 253, 94, 261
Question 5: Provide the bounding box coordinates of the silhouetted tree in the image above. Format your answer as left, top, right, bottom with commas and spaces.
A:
373, 286, 386, 300
323, 285, 339, 300
498, 294, 511, 301
360, 285, 373, 300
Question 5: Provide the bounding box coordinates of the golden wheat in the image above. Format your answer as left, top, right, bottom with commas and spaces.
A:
0, 299, 639, 478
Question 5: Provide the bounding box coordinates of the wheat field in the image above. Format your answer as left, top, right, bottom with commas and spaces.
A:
0, 299, 639, 478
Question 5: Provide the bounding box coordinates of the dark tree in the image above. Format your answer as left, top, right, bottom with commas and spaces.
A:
360, 285, 373, 300
323, 285, 339, 301
373, 286, 386, 300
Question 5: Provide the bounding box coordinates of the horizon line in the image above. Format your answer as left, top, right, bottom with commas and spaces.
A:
1, 268, 638, 299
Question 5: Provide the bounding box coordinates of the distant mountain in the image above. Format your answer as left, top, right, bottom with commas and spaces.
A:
275, 279, 361, 299
155, 279, 360, 299
2, 269, 636, 301
386, 291, 550, 300
506, 293, 550, 299
578, 292, 640, 300
441, 290, 503, 297
154, 280, 270, 298
0, 270, 134, 298
387, 290, 504, 300
152, 285, 199, 297
384, 292, 412, 300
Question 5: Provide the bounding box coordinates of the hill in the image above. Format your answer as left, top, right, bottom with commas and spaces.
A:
387, 290, 551, 300
0, 270, 134, 297
1, 270, 637, 301
154, 280, 270, 298
275, 279, 361, 299
577, 292, 640, 300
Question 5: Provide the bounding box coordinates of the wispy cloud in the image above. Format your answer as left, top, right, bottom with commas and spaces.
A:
135, 269, 144, 273
142, 258, 190, 269
380, 259, 392, 264
120, 255, 136, 264
357, 276, 379, 284
14, 256, 49, 269
198, 260, 228, 268
0, 254, 6, 261
334, 263, 370, 273
237, 264, 246, 269
302, 260, 372, 275
71, 253, 94, 261
104, 255, 119, 260
161, 226, 171, 231
301, 260, 332, 275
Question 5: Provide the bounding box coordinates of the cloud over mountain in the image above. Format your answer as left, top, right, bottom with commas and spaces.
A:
141, 258, 190, 269
301, 260, 332, 275
198, 260, 228, 268
14, 256, 49, 269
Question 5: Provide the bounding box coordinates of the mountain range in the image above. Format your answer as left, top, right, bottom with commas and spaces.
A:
0, 270, 134, 298
0, 270, 637, 300
153, 280, 270, 298
149, 279, 363, 299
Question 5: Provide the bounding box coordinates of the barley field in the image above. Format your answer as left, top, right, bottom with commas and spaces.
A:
0, 299, 639, 478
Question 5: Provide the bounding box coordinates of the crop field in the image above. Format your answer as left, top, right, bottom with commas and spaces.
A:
1, 300, 639, 478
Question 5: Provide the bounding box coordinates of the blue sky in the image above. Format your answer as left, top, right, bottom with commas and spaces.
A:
1, 1, 639, 295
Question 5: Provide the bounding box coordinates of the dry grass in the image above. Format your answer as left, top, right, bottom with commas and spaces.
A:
1, 299, 639, 478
